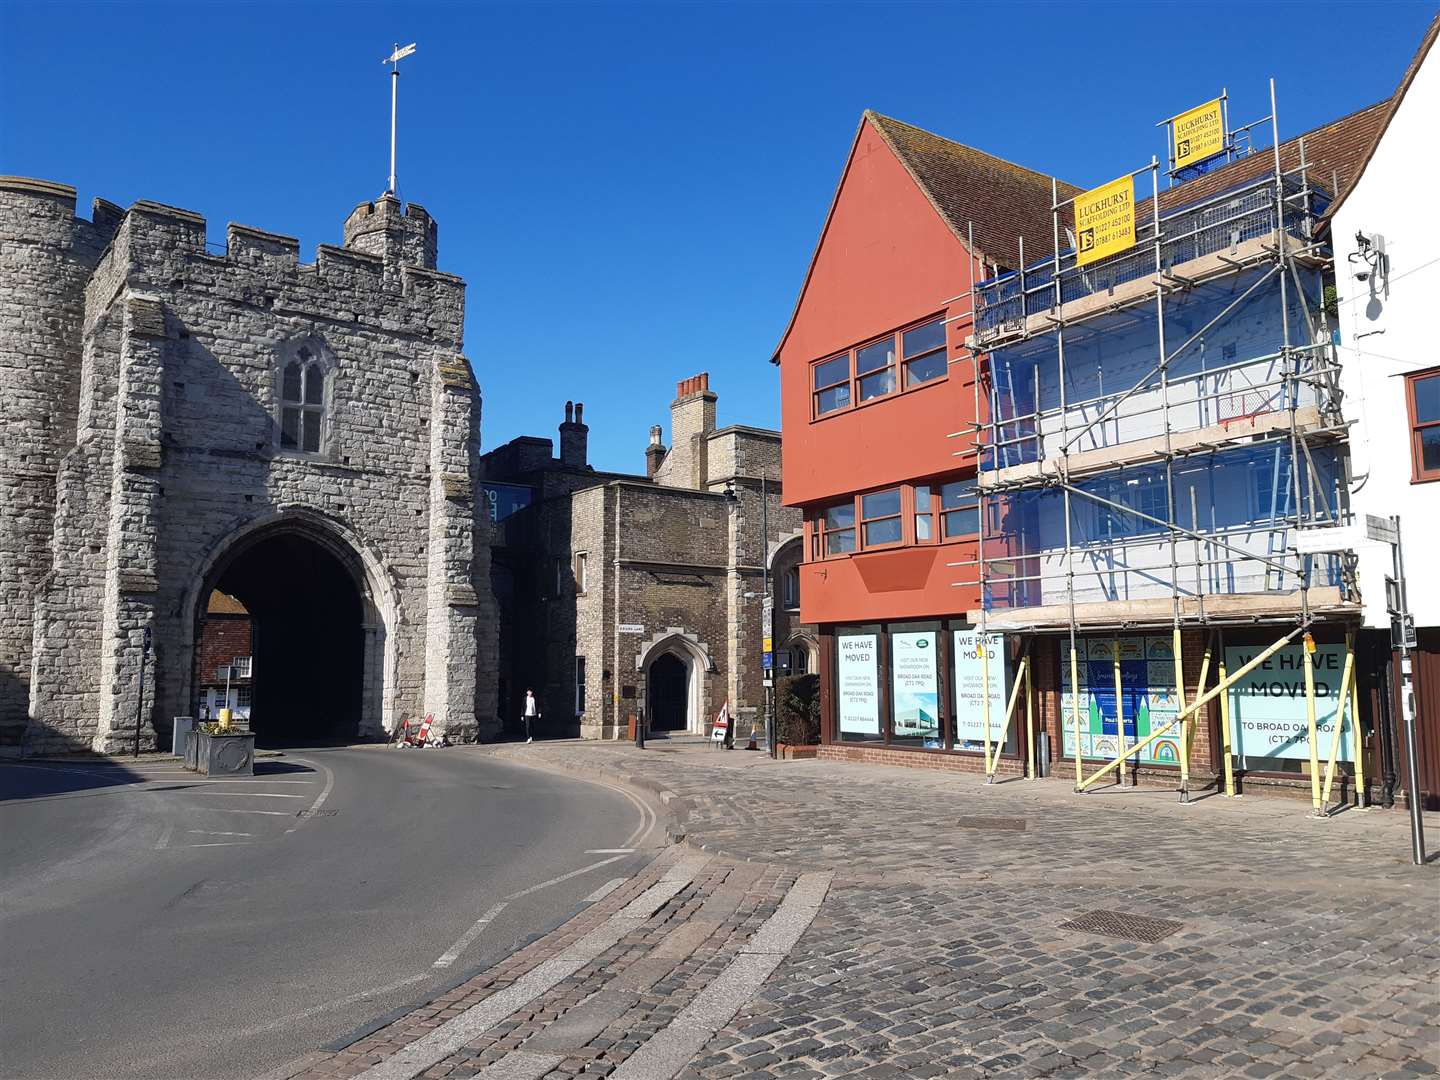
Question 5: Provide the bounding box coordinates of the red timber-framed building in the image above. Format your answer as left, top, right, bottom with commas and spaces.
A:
772, 111, 1078, 772
776, 102, 1412, 808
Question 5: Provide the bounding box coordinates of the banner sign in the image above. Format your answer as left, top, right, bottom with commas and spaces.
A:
952, 629, 1007, 750
1225, 643, 1352, 762
1075, 175, 1135, 267
1171, 98, 1225, 169
837, 633, 880, 736
1060, 635, 1182, 765
891, 632, 940, 744
481, 481, 533, 523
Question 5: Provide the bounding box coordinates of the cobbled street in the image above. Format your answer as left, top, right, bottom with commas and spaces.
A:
283, 741, 1440, 1080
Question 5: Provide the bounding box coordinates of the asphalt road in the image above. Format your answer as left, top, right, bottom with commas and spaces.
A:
0, 745, 658, 1080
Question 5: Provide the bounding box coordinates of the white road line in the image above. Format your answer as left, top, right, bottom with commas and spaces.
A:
284, 756, 335, 835
154, 823, 174, 850
183, 841, 254, 848
583, 878, 627, 903
190, 791, 305, 798
585, 848, 634, 854
353, 856, 710, 1080
201, 808, 291, 816
433, 901, 509, 968
503, 853, 630, 901
188, 830, 253, 837
609, 871, 833, 1080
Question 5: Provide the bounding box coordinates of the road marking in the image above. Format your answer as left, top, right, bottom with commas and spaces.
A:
188, 830, 253, 837
609, 871, 833, 1080
433, 901, 508, 968
183, 841, 254, 848
285, 756, 336, 835
503, 853, 630, 901
583, 878, 627, 903
585, 848, 634, 854
200, 808, 291, 816
353, 856, 710, 1080
191, 791, 306, 798
154, 823, 174, 850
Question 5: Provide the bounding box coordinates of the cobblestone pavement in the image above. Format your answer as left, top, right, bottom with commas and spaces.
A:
281, 740, 1440, 1080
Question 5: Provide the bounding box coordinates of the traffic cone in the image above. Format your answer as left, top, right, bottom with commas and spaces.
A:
745, 718, 758, 751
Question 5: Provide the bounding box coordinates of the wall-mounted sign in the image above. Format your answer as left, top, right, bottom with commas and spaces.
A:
952, 629, 1007, 749
618, 624, 644, 635
1075, 175, 1135, 268
480, 481, 533, 523
1225, 642, 1352, 762
837, 633, 880, 736
891, 632, 939, 743
1171, 98, 1225, 169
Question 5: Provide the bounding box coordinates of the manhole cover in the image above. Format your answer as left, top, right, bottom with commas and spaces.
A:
1058, 909, 1183, 943
954, 816, 1027, 831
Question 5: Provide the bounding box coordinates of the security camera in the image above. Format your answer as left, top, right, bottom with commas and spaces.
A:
1355, 269, 1371, 282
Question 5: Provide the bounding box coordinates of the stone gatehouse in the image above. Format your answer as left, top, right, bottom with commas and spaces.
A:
0, 176, 497, 753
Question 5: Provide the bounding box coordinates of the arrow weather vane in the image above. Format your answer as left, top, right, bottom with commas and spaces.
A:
383, 42, 417, 196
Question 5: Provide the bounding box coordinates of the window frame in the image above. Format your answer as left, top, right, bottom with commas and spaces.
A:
276, 344, 331, 456
574, 551, 588, 595
811, 474, 981, 560
939, 479, 980, 540
575, 656, 586, 716
859, 487, 904, 550
1406, 368, 1440, 483
782, 565, 800, 610
807, 314, 949, 422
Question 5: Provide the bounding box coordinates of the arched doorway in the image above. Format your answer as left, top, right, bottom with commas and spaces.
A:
192, 517, 386, 746
647, 653, 688, 732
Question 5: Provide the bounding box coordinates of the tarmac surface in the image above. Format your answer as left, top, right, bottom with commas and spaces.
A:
0, 745, 657, 1080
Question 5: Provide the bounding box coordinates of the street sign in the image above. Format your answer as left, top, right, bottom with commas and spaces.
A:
1366, 514, 1399, 545
618, 624, 644, 635
1392, 614, 1418, 651
762, 651, 773, 671
1293, 524, 1362, 554
761, 596, 773, 637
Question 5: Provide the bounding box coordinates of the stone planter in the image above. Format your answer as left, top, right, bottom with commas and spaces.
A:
183, 730, 200, 771
195, 731, 255, 776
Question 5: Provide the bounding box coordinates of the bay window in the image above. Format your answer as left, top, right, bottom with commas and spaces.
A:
808, 315, 947, 419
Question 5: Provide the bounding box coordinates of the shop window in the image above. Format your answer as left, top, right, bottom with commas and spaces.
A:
890, 624, 941, 747
902, 318, 947, 388
860, 488, 902, 548
940, 479, 979, 537
835, 628, 882, 741
1407, 368, 1440, 481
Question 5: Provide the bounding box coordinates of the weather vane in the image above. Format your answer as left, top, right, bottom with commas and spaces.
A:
383, 42, 417, 196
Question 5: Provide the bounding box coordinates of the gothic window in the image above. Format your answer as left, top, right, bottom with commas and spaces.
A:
279, 346, 325, 453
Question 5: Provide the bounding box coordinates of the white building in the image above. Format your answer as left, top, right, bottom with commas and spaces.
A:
1328, 15, 1439, 631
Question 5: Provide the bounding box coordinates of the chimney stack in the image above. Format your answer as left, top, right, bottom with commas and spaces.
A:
559, 399, 588, 469
655, 372, 717, 490
645, 424, 666, 479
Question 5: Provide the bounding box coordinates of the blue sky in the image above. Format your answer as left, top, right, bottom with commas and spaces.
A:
1, 1, 1432, 473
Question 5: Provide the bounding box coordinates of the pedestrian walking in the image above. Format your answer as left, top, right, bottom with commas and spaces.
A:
523, 688, 538, 744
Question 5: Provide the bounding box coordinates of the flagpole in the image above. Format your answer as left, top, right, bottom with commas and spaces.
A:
389, 49, 398, 194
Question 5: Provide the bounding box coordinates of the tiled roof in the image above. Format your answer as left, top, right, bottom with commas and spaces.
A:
1153, 99, 1390, 214
1322, 11, 1439, 222
867, 112, 1082, 270
207, 589, 249, 615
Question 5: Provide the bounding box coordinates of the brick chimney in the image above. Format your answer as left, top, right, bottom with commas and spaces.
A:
656, 373, 717, 490
559, 400, 588, 468
645, 425, 666, 479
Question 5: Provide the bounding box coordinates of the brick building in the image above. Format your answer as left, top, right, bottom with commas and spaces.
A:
485, 375, 809, 740
0, 178, 497, 752
195, 590, 253, 722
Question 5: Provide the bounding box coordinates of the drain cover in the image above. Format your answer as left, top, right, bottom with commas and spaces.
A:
954, 816, 1027, 831
1058, 909, 1183, 943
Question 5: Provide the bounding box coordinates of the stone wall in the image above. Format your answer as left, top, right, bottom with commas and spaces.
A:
4, 180, 497, 753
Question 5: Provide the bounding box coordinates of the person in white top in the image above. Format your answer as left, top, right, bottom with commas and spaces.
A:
523, 688, 538, 744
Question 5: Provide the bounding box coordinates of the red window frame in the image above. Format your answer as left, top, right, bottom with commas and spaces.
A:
1407, 368, 1440, 483
808, 314, 949, 421
811, 475, 979, 560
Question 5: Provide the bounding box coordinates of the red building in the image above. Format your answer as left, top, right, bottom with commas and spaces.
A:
774, 112, 1075, 767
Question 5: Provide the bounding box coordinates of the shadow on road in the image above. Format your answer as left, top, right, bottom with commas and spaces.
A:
0, 760, 150, 802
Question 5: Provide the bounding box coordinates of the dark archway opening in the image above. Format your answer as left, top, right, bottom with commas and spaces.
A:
647, 653, 688, 732
207, 531, 364, 746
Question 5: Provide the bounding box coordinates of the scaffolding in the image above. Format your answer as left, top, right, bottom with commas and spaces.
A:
948, 82, 1365, 814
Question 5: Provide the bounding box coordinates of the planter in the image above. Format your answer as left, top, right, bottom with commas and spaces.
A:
183, 730, 200, 771
195, 731, 255, 776
776, 743, 820, 760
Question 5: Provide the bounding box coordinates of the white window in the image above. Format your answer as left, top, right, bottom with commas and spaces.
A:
237, 686, 252, 708
233, 656, 252, 678
574, 552, 588, 595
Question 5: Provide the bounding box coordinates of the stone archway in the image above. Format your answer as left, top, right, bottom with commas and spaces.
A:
184, 510, 396, 744
636, 630, 713, 735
